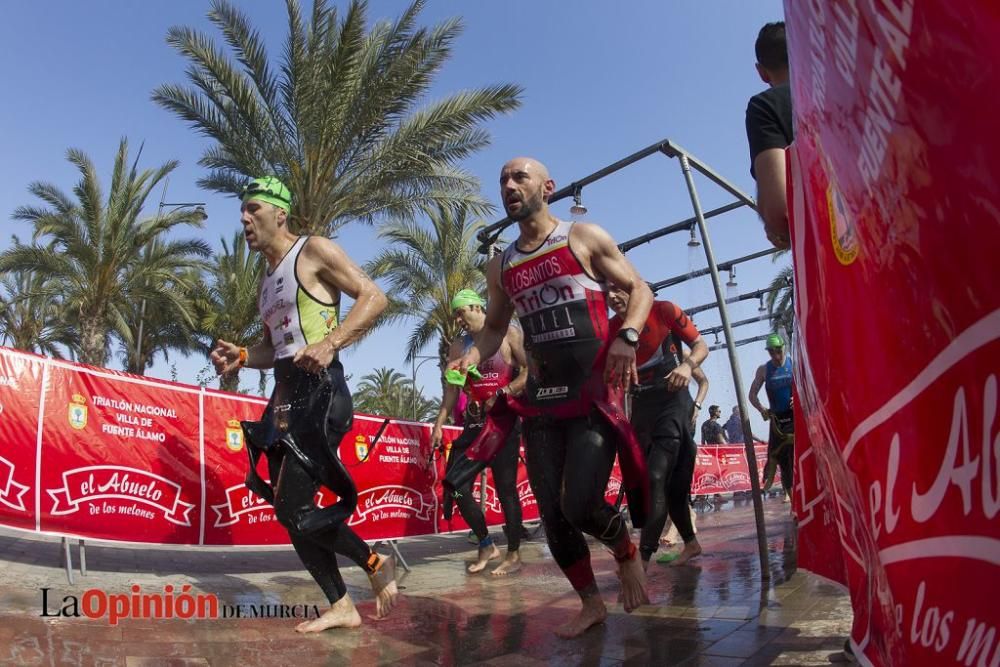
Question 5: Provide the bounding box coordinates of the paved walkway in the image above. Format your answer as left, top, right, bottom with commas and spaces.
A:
0, 497, 853, 666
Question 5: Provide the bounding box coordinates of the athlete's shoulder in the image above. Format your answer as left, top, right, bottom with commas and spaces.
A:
300, 234, 344, 256
568, 220, 614, 244
654, 300, 679, 316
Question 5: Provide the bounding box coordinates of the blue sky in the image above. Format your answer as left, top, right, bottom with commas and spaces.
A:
1, 1, 787, 436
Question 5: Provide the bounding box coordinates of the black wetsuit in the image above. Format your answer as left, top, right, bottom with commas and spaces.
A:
443, 334, 523, 550
614, 300, 700, 561
499, 220, 637, 594
244, 359, 374, 603
444, 422, 522, 550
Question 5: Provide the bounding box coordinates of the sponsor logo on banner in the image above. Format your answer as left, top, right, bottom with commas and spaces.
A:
47, 466, 195, 526
827, 178, 859, 265
691, 472, 723, 495
0, 456, 29, 512
354, 434, 369, 462
225, 419, 244, 452
471, 481, 502, 515
516, 479, 537, 509
348, 485, 434, 526
689, 444, 775, 495
211, 483, 274, 527
68, 394, 88, 430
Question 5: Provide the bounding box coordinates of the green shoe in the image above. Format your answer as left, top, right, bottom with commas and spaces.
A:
657, 552, 680, 564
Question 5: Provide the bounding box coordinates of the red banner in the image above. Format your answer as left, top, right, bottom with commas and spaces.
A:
0, 348, 557, 546
201, 390, 285, 546
39, 362, 202, 544
785, 2, 1000, 664
331, 416, 439, 541
0, 352, 43, 531
691, 443, 776, 496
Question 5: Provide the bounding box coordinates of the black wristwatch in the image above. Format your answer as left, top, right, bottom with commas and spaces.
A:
617, 327, 640, 348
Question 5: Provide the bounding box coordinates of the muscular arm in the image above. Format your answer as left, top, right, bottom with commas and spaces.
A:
307, 237, 388, 352
684, 337, 709, 369
754, 149, 790, 249
574, 222, 653, 385
691, 365, 709, 405
576, 223, 653, 331
505, 323, 529, 397
749, 364, 768, 413
664, 302, 708, 390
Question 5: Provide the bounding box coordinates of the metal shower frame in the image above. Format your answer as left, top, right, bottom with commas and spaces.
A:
477, 138, 779, 582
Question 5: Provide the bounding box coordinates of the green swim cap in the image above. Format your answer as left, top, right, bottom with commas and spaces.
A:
450, 289, 485, 311
241, 176, 292, 213
766, 333, 785, 349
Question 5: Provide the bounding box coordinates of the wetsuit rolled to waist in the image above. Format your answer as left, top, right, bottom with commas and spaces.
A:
769, 408, 794, 439
629, 378, 695, 450
241, 357, 357, 533
444, 373, 650, 528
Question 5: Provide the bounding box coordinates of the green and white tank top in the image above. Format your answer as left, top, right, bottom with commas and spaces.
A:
258, 236, 340, 360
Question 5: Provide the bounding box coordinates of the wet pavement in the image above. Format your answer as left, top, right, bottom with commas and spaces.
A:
0, 496, 853, 666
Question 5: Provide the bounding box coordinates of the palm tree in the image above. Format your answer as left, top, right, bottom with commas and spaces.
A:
0, 266, 75, 357
116, 244, 203, 375
766, 250, 794, 336
0, 139, 212, 367
353, 367, 437, 421
153, 0, 521, 235
365, 204, 488, 374
193, 233, 267, 392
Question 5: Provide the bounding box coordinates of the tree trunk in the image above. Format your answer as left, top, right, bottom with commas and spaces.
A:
78, 315, 107, 367
219, 370, 240, 393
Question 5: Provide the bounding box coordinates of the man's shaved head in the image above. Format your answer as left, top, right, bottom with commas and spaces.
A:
500, 157, 555, 221
502, 157, 550, 182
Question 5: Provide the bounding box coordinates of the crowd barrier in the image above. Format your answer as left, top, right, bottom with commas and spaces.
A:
0, 347, 775, 546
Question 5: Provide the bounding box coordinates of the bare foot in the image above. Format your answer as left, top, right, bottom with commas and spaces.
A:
491, 551, 522, 576
467, 543, 500, 573
554, 594, 607, 639
367, 553, 399, 619
671, 540, 703, 567
617, 549, 650, 613
295, 595, 362, 632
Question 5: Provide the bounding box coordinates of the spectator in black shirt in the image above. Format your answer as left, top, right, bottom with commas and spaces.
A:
746, 21, 793, 249
700, 405, 727, 444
